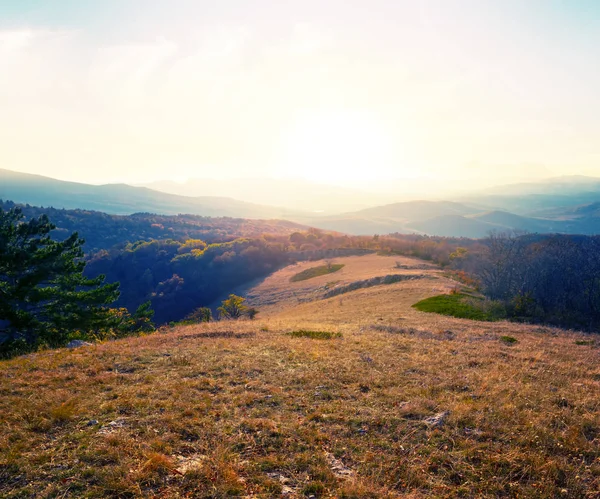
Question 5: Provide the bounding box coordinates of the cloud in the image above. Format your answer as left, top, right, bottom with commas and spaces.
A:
289, 23, 333, 55
0, 29, 80, 102
0, 29, 36, 52
88, 37, 178, 107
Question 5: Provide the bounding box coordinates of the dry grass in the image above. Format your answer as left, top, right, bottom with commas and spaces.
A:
1, 255, 599, 498
242, 254, 439, 312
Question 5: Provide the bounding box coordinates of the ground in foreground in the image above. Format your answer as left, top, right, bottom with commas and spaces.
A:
0, 255, 599, 498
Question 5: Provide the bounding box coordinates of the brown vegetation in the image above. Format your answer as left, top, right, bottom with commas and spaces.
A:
1, 255, 599, 497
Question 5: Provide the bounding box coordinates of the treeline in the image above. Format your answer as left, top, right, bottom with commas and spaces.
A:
0, 200, 306, 252
383, 233, 485, 267
457, 232, 600, 330
83, 229, 373, 324
13, 198, 600, 331
84, 231, 477, 325
85, 237, 287, 324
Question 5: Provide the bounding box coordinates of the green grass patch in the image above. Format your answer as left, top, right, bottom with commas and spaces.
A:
290, 264, 344, 282
288, 330, 342, 340
500, 335, 518, 345
575, 339, 595, 346
412, 293, 505, 322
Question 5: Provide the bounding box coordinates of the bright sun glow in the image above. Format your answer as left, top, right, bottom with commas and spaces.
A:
278, 110, 398, 186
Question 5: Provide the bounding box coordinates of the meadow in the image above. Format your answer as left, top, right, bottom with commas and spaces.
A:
1, 254, 598, 498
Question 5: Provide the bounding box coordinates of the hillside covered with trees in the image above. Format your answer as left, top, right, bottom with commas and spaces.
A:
4, 200, 600, 338
0, 200, 307, 252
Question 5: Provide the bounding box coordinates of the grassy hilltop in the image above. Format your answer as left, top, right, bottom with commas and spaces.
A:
1, 255, 599, 498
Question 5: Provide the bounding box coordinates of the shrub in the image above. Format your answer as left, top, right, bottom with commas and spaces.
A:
412, 294, 505, 322
290, 264, 344, 282
217, 295, 258, 320
218, 294, 247, 320
184, 307, 212, 323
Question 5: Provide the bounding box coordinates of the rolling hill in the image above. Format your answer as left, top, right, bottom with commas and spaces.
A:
302, 200, 595, 237
459, 176, 600, 216
4, 168, 600, 237
0, 168, 301, 219
141, 177, 390, 214
351, 200, 475, 221
301, 201, 478, 235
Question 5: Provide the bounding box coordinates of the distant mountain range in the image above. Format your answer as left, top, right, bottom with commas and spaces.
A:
0, 168, 301, 220
303, 200, 600, 237
3, 168, 600, 238
298, 176, 600, 236
140, 177, 398, 213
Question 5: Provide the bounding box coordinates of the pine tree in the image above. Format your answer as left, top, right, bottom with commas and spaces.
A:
0, 207, 120, 353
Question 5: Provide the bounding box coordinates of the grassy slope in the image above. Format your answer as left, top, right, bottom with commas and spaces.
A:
1, 256, 599, 498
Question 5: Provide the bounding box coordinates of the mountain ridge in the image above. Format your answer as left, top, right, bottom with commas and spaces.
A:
0, 168, 303, 219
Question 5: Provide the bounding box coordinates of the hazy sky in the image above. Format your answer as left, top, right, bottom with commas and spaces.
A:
1, 0, 599, 189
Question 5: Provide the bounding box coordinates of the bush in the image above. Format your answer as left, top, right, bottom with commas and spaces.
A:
217, 294, 258, 320
184, 307, 212, 323
290, 264, 344, 282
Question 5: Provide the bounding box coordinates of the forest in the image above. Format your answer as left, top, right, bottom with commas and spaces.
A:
85, 237, 289, 324
83, 224, 484, 324
463, 232, 600, 329
4, 200, 600, 332
0, 200, 306, 252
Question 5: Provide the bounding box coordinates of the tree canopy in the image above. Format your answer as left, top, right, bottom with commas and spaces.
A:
0, 207, 120, 354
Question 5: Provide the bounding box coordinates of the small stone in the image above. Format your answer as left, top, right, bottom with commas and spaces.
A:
87, 419, 98, 426
67, 340, 92, 348
424, 411, 450, 428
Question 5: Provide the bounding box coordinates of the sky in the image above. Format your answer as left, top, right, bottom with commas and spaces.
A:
1, 0, 599, 191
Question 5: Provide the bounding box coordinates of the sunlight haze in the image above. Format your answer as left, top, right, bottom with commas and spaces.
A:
1, 1, 600, 191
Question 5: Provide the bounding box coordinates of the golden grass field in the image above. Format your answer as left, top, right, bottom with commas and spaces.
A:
1, 254, 599, 498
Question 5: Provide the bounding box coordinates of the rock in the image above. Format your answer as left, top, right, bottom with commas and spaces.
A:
324, 451, 355, 479
464, 427, 483, 437
87, 419, 98, 426
66, 340, 92, 348
266, 472, 296, 496
424, 411, 450, 428
98, 418, 126, 435
175, 454, 207, 474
